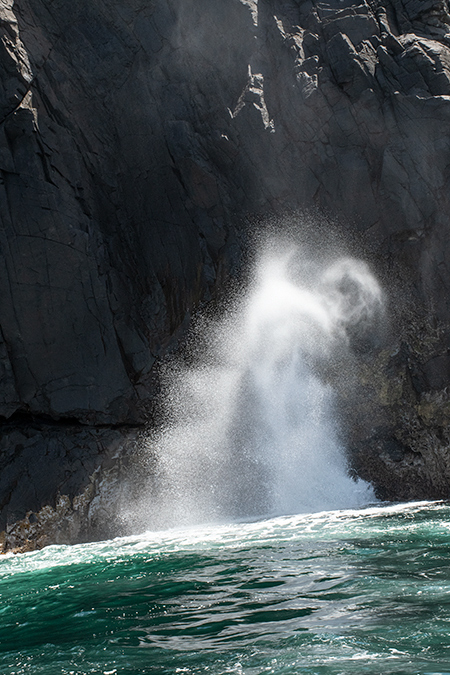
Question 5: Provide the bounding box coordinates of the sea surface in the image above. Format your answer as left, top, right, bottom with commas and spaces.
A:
1, 501, 450, 675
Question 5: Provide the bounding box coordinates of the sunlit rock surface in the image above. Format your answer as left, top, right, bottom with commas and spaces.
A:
2, 0, 450, 548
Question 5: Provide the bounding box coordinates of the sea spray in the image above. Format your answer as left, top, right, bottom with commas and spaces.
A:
129, 244, 383, 531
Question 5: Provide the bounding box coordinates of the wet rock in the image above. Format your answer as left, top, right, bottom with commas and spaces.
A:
0, 422, 143, 552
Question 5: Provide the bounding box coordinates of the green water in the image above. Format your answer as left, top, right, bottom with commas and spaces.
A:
2, 501, 450, 675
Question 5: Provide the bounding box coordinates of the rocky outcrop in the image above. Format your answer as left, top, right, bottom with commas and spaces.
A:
2, 0, 450, 547
0, 422, 143, 551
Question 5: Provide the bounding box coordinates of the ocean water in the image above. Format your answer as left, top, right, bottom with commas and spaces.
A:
2, 501, 450, 675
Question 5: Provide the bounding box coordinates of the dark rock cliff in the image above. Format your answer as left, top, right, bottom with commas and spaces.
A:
2, 0, 450, 549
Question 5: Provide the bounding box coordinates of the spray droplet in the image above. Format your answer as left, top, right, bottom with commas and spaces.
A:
129, 245, 381, 531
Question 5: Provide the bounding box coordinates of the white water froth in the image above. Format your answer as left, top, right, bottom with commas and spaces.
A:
136, 248, 383, 530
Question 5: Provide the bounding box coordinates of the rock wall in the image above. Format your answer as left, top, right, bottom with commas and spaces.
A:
0, 422, 141, 551
2, 0, 450, 548
0, 0, 255, 425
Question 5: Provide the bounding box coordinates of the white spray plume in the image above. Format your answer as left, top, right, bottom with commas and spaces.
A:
128, 246, 383, 532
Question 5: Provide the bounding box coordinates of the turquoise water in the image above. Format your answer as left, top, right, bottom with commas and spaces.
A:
2, 501, 450, 674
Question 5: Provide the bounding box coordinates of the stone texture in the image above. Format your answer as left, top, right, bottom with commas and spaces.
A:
0, 0, 252, 425
0, 422, 142, 551
3, 0, 450, 546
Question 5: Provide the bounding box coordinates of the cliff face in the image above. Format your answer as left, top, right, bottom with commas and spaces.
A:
0, 0, 255, 425
2, 0, 450, 547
